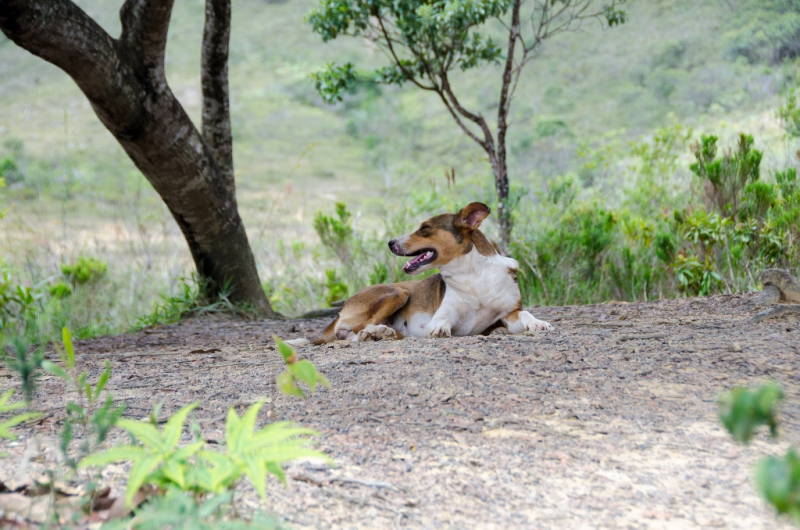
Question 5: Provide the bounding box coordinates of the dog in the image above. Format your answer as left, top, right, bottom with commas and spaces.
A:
291, 202, 552, 345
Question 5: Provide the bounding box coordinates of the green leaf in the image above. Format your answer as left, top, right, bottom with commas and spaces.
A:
198, 451, 239, 493
117, 419, 167, 451
243, 454, 268, 499
0, 412, 43, 440
160, 458, 186, 488
252, 446, 330, 464
172, 440, 205, 461
162, 403, 198, 450
66, 402, 86, 419
290, 360, 318, 392
246, 423, 319, 452
755, 449, 800, 517
277, 371, 304, 397
125, 453, 163, 507
77, 372, 88, 398
0, 389, 25, 412
317, 372, 332, 389
275, 337, 296, 363
197, 492, 234, 519
265, 461, 287, 485
94, 361, 111, 401
225, 407, 241, 450
41, 361, 70, 382
79, 446, 146, 468
62, 327, 74, 369
719, 382, 784, 444
231, 402, 264, 454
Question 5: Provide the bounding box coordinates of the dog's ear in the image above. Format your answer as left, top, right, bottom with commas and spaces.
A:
455, 202, 491, 230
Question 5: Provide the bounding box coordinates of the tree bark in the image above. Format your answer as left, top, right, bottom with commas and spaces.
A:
202, 0, 234, 195
493, 0, 522, 257
0, 0, 278, 317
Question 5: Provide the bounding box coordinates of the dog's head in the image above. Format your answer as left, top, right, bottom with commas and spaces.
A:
388, 202, 496, 274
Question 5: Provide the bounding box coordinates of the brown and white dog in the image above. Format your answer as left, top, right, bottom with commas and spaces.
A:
293, 202, 552, 345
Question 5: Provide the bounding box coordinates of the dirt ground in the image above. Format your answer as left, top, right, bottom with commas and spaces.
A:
1, 292, 799, 529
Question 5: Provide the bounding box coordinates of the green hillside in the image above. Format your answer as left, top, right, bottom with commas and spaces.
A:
1, 0, 798, 335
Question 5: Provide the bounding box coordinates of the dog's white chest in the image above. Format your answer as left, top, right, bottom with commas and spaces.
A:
433, 250, 521, 336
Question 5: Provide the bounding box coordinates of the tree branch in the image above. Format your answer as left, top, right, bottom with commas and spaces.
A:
376, 16, 436, 91
496, 0, 521, 181
119, 0, 176, 80
439, 72, 494, 151
434, 88, 487, 150
202, 0, 235, 195
0, 0, 150, 138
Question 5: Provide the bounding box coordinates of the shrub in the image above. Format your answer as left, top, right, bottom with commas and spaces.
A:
313, 202, 354, 267
61, 257, 108, 285
2, 337, 44, 404
0, 266, 39, 333
0, 156, 23, 184
724, 0, 800, 65
778, 87, 800, 139
323, 268, 348, 307
49, 281, 72, 299
689, 133, 763, 219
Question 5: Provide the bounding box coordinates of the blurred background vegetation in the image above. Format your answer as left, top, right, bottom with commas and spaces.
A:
1, 0, 800, 341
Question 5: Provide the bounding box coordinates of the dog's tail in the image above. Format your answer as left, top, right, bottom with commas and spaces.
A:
285, 316, 339, 347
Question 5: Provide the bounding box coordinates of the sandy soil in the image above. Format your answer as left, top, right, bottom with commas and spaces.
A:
1, 292, 799, 529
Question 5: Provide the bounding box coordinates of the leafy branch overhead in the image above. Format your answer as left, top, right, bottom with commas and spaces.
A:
307, 0, 626, 103
306, 0, 627, 253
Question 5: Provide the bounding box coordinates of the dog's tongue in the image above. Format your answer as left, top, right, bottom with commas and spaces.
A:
403, 251, 434, 272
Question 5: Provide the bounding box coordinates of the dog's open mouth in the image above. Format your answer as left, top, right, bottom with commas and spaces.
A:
402, 249, 437, 273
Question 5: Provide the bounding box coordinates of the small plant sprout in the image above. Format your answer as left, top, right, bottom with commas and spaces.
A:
274, 336, 330, 397
3, 336, 44, 405
42, 327, 124, 469
719, 382, 783, 444
719, 382, 800, 524
0, 389, 42, 457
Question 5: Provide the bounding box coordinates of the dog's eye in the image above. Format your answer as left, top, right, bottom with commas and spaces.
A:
418, 225, 433, 236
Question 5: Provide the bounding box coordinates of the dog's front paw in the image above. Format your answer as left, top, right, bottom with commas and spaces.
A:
428, 321, 452, 338
357, 324, 398, 342
519, 311, 553, 333
526, 319, 553, 332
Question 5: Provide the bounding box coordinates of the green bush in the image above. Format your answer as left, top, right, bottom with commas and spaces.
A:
0, 156, 23, 184
49, 282, 72, 299
61, 257, 108, 285
689, 133, 763, 219
724, 0, 800, 65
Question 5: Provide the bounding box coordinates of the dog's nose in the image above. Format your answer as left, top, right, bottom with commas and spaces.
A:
388, 239, 395, 250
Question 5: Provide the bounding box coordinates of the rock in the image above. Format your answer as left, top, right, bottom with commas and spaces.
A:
759, 269, 800, 303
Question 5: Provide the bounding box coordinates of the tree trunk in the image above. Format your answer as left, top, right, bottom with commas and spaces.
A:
493, 0, 521, 257
0, 0, 278, 317
493, 165, 512, 256
202, 0, 235, 195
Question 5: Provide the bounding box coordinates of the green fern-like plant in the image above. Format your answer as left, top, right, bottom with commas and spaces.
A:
80, 401, 327, 506
0, 389, 42, 457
